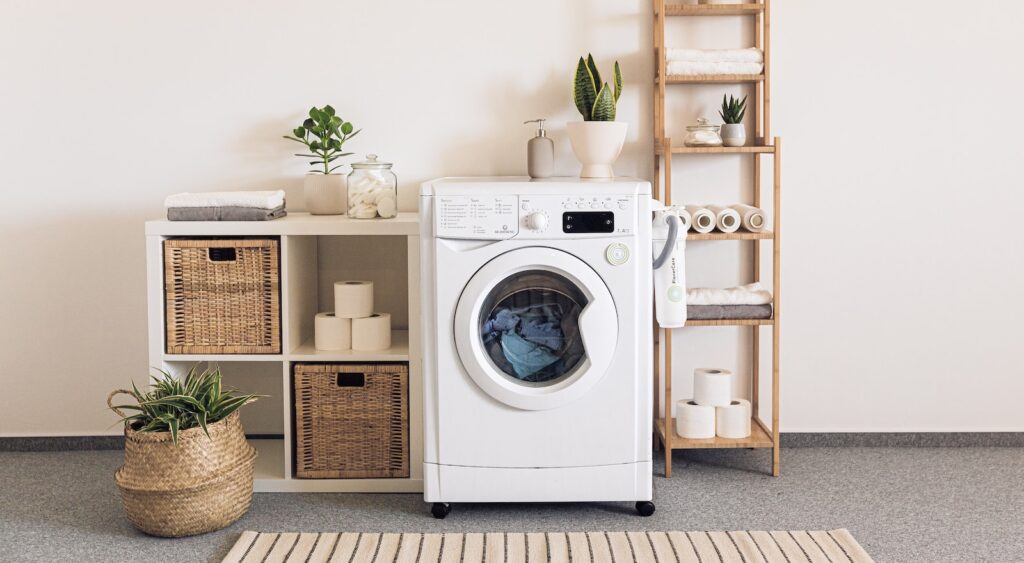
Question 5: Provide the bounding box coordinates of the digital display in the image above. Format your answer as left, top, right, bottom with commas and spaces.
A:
563, 211, 614, 233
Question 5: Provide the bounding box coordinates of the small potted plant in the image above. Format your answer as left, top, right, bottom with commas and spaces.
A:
108, 366, 261, 537
567, 54, 627, 179
284, 106, 360, 215
719, 94, 747, 147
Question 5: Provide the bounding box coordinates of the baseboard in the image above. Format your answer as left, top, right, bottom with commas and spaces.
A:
0, 433, 285, 452
781, 432, 1024, 448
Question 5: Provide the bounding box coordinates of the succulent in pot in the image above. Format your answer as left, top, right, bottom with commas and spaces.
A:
718, 94, 747, 147
283, 105, 360, 215
108, 366, 263, 537
567, 54, 628, 179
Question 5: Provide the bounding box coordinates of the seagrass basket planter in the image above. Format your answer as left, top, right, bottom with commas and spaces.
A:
109, 391, 257, 538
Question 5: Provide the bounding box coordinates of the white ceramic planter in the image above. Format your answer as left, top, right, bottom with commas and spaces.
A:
567, 121, 628, 179
303, 173, 346, 215
721, 123, 746, 147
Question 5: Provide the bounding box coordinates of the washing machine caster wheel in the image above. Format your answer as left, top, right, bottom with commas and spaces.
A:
635, 501, 656, 517
431, 503, 452, 519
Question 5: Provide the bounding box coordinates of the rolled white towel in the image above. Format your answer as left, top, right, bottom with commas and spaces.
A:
165, 190, 286, 210
666, 47, 763, 64
684, 205, 716, 234
667, 61, 763, 76
706, 204, 741, 233
687, 282, 773, 306
731, 204, 767, 232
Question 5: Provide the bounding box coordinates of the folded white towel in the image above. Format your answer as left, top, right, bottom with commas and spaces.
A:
667, 48, 763, 63
164, 190, 286, 210
687, 282, 773, 306
668, 61, 764, 76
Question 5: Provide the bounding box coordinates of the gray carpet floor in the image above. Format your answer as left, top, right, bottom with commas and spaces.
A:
0, 447, 1021, 562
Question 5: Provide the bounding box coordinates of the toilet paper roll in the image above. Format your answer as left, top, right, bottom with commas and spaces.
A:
334, 281, 374, 318
676, 399, 716, 439
707, 205, 741, 233
685, 205, 715, 234
351, 312, 392, 350
693, 368, 733, 407
314, 312, 352, 351
671, 206, 692, 232
730, 204, 766, 232
716, 399, 752, 439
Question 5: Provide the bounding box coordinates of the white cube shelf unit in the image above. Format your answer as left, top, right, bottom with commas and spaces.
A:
145, 212, 422, 493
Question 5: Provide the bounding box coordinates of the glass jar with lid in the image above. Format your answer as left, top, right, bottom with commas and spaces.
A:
347, 154, 397, 219
683, 117, 723, 147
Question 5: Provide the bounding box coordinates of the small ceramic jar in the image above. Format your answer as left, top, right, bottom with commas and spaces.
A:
347, 154, 398, 219
683, 117, 723, 147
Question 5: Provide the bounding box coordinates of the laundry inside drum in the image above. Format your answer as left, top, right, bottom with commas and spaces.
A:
479, 270, 588, 385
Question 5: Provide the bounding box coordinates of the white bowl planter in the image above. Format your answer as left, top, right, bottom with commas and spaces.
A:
567, 121, 628, 179
304, 173, 346, 215
721, 123, 746, 147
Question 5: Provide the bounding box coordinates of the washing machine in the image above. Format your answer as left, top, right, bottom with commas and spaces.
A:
420, 177, 654, 518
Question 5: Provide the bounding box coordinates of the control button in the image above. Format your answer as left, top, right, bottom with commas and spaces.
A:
605, 243, 630, 266
521, 202, 530, 211
617, 201, 628, 210
526, 211, 548, 231
602, 200, 611, 209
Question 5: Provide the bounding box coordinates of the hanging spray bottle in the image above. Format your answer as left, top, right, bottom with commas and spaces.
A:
652, 204, 690, 328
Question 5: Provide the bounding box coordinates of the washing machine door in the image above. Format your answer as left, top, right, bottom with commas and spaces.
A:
454, 247, 618, 411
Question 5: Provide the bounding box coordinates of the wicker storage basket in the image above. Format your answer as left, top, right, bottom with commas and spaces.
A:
164, 238, 280, 355
109, 391, 257, 537
294, 363, 409, 479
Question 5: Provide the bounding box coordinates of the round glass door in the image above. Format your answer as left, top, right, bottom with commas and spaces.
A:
455, 247, 618, 411
479, 270, 587, 386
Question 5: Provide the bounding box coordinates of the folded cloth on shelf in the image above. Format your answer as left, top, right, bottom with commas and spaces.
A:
167, 205, 287, 221
666, 47, 764, 63
164, 190, 286, 209
687, 304, 773, 320
687, 282, 773, 306
668, 61, 764, 76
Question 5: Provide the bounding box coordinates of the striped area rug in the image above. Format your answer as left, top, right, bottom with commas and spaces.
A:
223, 530, 874, 563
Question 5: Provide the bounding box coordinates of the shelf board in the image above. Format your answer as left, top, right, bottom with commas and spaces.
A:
146, 212, 420, 237
662, 3, 764, 16
657, 144, 777, 155
661, 74, 764, 84
657, 417, 774, 449
289, 330, 410, 362
249, 438, 422, 493
688, 230, 773, 241
685, 318, 774, 326
163, 353, 284, 363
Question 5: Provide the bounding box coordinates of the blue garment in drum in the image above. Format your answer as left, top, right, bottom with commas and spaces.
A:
500, 331, 560, 378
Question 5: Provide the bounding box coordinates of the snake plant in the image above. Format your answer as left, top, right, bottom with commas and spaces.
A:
573, 54, 622, 121
719, 94, 747, 124
111, 366, 261, 445
283, 105, 360, 174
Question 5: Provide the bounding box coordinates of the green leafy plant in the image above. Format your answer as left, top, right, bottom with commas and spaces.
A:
573, 54, 622, 121
110, 366, 261, 445
283, 105, 360, 174
719, 94, 747, 124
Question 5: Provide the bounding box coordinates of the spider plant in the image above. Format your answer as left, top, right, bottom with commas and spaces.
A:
110, 366, 261, 445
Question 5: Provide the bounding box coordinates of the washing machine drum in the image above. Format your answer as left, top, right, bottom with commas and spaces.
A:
454, 247, 618, 411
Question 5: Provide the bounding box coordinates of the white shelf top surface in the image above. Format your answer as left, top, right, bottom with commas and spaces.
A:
146, 212, 419, 236
420, 176, 652, 196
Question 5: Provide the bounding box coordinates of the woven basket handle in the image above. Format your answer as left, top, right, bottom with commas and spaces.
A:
107, 389, 134, 419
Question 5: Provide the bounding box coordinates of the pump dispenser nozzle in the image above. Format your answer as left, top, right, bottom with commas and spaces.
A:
524, 118, 548, 137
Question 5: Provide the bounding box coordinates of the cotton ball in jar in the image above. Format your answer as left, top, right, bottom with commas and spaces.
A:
376, 196, 397, 218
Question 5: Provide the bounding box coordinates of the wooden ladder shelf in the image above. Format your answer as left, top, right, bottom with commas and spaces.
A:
652, 0, 782, 477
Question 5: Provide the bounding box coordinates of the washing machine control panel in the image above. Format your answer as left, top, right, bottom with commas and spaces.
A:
436, 194, 635, 239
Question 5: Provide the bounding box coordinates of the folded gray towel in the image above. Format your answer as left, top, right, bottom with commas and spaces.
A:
167, 205, 287, 221
687, 304, 773, 320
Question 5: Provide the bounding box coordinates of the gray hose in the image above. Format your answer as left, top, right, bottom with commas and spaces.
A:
652, 214, 680, 269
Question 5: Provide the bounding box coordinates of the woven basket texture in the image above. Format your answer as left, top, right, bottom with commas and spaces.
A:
294, 363, 409, 479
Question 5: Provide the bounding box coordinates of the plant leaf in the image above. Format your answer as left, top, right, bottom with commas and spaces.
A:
573, 57, 597, 121
613, 61, 622, 103
586, 54, 602, 94
591, 82, 616, 122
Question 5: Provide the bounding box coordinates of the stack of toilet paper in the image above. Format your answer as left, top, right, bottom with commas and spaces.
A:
675, 368, 752, 439
314, 281, 392, 351
681, 204, 766, 234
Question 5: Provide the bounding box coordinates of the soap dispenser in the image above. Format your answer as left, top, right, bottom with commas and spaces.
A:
524, 118, 554, 179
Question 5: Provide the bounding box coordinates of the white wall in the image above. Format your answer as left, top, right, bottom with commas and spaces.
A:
1, 0, 1021, 435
